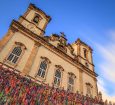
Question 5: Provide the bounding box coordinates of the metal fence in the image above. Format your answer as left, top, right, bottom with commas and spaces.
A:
0, 64, 114, 105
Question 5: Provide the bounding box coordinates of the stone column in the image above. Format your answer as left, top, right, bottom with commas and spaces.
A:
22, 42, 41, 75
79, 69, 83, 93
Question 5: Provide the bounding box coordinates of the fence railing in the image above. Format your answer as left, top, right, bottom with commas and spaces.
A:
0, 63, 114, 105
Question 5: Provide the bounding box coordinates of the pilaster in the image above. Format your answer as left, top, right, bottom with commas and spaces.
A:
22, 42, 41, 75
79, 69, 83, 93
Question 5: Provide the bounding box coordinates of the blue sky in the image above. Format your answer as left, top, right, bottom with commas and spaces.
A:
0, 0, 115, 102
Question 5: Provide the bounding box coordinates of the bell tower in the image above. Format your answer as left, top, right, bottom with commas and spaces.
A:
72, 38, 94, 71
18, 3, 51, 36
0, 4, 51, 71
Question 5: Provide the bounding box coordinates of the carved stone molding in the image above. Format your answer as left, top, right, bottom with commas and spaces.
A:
43, 36, 50, 42
49, 34, 59, 41
57, 44, 67, 53
67, 43, 74, 52
86, 82, 93, 88
15, 42, 27, 50
35, 42, 41, 47
67, 43, 76, 57
41, 56, 51, 64
10, 26, 19, 33
55, 65, 64, 71
68, 72, 76, 78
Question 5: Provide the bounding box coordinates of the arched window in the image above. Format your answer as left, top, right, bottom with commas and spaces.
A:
67, 72, 76, 92
87, 85, 91, 94
68, 76, 74, 91
7, 46, 22, 64
33, 15, 39, 24
84, 49, 87, 58
85, 62, 89, 68
33, 14, 42, 24
54, 69, 61, 86
37, 60, 47, 78
86, 82, 93, 96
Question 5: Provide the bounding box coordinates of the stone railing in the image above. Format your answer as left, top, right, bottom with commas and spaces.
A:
0, 63, 115, 105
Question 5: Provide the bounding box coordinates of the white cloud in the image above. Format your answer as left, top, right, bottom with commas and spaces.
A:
95, 43, 115, 83
98, 77, 115, 103
89, 30, 115, 103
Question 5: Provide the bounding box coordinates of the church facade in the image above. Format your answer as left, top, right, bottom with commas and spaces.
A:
0, 4, 98, 97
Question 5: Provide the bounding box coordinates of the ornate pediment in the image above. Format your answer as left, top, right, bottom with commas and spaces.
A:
67, 44, 76, 56
44, 33, 76, 58
49, 34, 59, 41
57, 43, 67, 53
55, 65, 64, 71
86, 82, 93, 88
41, 56, 51, 63
68, 72, 76, 78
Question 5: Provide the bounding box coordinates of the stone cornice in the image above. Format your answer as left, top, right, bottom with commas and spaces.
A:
79, 62, 98, 77
19, 16, 45, 34
10, 20, 98, 77
77, 55, 94, 66
86, 82, 93, 88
